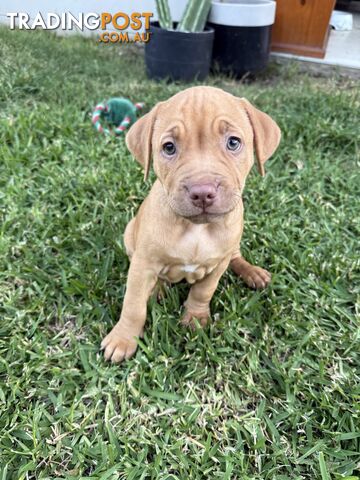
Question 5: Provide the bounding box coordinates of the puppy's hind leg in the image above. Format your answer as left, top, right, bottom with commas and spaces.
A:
123, 217, 136, 259
230, 250, 271, 289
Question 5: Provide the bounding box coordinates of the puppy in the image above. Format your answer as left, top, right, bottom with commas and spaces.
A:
101, 86, 281, 363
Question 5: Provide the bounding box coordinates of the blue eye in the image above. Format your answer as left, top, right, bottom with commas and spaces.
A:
227, 136, 242, 151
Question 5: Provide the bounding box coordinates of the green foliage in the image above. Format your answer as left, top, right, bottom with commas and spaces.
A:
177, 0, 212, 32
155, 0, 172, 30
0, 28, 359, 479
155, 0, 211, 32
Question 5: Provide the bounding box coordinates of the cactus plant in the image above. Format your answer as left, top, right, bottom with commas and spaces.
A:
177, 0, 212, 32
155, 0, 172, 30
154, 0, 212, 32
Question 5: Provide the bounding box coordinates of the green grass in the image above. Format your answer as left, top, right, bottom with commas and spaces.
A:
0, 28, 359, 480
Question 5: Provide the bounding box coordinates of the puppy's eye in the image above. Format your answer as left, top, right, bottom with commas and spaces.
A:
162, 142, 176, 156
226, 136, 242, 152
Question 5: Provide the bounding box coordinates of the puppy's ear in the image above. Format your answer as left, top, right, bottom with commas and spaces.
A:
241, 98, 281, 176
125, 104, 160, 180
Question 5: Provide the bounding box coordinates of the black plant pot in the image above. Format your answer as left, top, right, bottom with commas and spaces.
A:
208, 0, 276, 77
145, 22, 214, 82
208, 23, 272, 77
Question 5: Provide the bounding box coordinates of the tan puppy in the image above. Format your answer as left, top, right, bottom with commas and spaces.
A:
101, 86, 281, 363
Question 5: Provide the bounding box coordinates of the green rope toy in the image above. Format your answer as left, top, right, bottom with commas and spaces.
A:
92, 98, 144, 136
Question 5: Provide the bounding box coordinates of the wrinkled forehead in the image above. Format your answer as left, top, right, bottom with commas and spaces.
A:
153, 89, 251, 142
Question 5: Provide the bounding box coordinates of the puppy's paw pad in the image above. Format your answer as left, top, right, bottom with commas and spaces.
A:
243, 266, 271, 289
180, 311, 209, 330
101, 330, 138, 363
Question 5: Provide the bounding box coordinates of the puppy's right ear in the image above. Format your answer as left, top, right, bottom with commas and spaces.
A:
125, 104, 160, 181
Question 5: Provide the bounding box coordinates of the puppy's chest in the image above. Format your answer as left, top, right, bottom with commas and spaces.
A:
159, 226, 232, 284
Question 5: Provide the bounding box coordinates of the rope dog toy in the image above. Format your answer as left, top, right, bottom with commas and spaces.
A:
92, 98, 144, 136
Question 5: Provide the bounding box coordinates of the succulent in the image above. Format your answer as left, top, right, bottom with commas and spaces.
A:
156, 0, 212, 32
155, 0, 173, 30
177, 0, 212, 32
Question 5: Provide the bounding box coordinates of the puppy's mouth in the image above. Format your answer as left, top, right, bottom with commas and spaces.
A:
168, 199, 239, 223
188, 207, 226, 218
185, 211, 225, 224
165, 182, 242, 223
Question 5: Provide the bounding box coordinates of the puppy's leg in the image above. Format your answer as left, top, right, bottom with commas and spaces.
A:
181, 257, 230, 329
101, 255, 158, 363
230, 250, 271, 289
123, 217, 136, 259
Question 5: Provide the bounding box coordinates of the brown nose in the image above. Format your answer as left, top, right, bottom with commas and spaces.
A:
188, 183, 217, 208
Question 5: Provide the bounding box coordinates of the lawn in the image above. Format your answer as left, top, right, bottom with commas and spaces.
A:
0, 28, 359, 480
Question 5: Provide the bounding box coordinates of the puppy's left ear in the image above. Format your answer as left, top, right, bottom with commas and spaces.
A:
241, 98, 281, 176
125, 104, 160, 180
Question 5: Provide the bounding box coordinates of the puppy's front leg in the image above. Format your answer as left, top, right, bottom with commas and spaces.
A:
230, 251, 271, 289
181, 257, 231, 329
101, 255, 158, 363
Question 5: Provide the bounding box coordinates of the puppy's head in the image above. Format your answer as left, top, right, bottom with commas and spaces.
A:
126, 86, 281, 223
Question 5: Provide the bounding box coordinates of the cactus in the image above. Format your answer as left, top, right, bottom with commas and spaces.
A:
155, 0, 173, 30
154, 0, 211, 32
177, 0, 212, 32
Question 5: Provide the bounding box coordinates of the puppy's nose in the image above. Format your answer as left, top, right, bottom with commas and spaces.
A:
188, 183, 217, 208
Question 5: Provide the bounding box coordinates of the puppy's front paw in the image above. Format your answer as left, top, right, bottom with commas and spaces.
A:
231, 257, 271, 289
242, 265, 271, 289
180, 310, 209, 330
101, 325, 141, 363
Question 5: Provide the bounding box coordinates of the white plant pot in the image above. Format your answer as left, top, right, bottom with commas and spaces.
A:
209, 0, 276, 27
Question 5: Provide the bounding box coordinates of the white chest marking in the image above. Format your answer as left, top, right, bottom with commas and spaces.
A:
181, 264, 199, 273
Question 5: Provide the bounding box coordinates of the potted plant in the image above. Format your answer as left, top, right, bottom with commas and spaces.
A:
207, 0, 276, 77
145, 0, 214, 81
